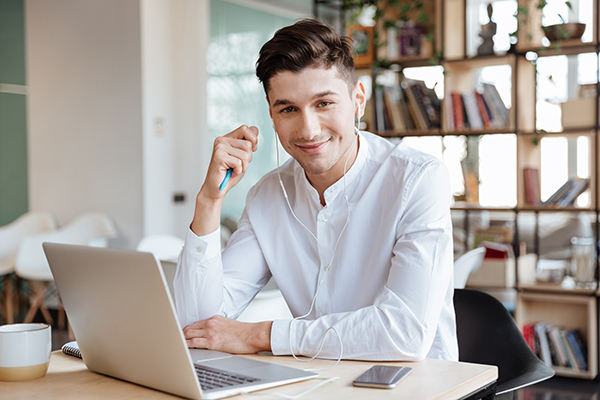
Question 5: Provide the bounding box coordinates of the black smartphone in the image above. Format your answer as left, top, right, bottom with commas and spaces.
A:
352, 365, 413, 389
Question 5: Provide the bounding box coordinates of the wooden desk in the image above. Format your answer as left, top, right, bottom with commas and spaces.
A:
1, 351, 497, 400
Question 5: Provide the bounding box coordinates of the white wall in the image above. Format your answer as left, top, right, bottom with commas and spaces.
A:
26, 0, 144, 248
141, 0, 209, 240
25, 0, 210, 248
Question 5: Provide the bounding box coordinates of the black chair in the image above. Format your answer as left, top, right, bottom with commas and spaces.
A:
454, 289, 555, 400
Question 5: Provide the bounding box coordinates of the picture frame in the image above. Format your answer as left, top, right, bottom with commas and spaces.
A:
347, 25, 374, 68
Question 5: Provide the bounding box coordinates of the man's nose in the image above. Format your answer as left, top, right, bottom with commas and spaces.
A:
299, 110, 321, 140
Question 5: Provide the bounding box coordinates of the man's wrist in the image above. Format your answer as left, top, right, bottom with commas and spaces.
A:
190, 190, 223, 236
252, 321, 273, 353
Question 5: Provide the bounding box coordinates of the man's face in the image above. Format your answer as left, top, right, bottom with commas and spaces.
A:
267, 67, 365, 184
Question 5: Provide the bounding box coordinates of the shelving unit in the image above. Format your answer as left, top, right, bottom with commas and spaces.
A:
515, 289, 597, 379
323, 0, 600, 380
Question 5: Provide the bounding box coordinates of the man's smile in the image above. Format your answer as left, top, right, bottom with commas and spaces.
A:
295, 140, 329, 154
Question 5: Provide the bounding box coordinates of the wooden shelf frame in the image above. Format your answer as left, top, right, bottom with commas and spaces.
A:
332, 0, 600, 379
517, 131, 597, 209
515, 291, 598, 379
442, 54, 536, 135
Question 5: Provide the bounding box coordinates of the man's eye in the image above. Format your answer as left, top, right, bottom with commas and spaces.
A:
280, 107, 294, 113
318, 101, 332, 107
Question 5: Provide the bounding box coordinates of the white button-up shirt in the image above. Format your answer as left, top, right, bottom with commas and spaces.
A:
175, 131, 458, 361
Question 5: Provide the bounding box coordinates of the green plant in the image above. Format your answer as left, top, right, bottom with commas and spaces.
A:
346, 0, 440, 65
511, 0, 573, 48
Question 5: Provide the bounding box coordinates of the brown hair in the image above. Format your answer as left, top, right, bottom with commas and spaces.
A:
255, 19, 356, 95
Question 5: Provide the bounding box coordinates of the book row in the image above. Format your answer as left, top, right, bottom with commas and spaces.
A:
374, 78, 441, 132
445, 83, 509, 132
374, 78, 509, 134
523, 167, 589, 207
522, 323, 588, 371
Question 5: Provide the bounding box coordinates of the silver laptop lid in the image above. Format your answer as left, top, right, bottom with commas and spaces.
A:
43, 243, 203, 400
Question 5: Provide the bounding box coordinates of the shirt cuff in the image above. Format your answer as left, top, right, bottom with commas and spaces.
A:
270, 319, 293, 356
184, 226, 222, 262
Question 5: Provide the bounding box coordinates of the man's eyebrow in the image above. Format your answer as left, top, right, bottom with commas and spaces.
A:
272, 90, 340, 108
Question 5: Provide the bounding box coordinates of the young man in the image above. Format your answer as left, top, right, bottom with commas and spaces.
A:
174, 19, 457, 361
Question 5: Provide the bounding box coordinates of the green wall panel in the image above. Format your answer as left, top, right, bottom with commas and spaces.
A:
0, 0, 27, 225
0, 0, 26, 85
0, 93, 28, 225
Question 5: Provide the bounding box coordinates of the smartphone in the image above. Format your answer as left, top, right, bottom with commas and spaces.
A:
352, 365, 413, 389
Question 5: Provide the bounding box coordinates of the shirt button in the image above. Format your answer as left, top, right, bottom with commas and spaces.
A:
196, 246, 203, 253
321, 215, 329, 222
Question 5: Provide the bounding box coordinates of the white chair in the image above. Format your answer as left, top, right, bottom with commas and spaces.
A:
453, 247, 487, 289
15, 212, 118, 325
136, 235, 184, 262
0, 211, 57, 324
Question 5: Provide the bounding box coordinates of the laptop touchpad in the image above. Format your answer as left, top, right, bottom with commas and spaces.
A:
190, 349, 234, 363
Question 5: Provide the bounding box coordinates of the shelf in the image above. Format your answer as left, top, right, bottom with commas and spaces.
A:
442, 128, 515, 136
517, 206, 596, 212
515, 291, 598, 379
376, 129, 441, 138
527, 42, 598, 58
385, 57, 439, 68
451, 204, 515, 212
518, 282, 597, 296
443, 53, 517, 68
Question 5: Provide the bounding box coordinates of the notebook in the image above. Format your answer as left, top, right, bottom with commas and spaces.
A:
43, 243, 316, 400
61, 341, 82, 359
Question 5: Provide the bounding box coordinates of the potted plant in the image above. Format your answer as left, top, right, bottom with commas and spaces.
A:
512, 0, 585, 50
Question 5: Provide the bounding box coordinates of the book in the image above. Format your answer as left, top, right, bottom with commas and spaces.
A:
557, 178, 589, 207
559, 330, 580, 370
411, 81, 441, 128
481, 82, 509, 128
462, 92, 484, 130
383, 87, 406, 131
566, 330, 588, 371
374, 86, 387, 132
403, 81, 429, 130
542, 179, 576, 206
523, 167, 540, 205
522, 324, 537, 354
547, 326, 568, 367
397, 86, 416, 130
534, 323, 553, 366
445, 95, 455, 130
451, 92, 465, 130
61, 340, 82, 359
475, 92, 492, 129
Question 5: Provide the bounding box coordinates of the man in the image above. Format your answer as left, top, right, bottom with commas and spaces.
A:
174, 19, 457, 361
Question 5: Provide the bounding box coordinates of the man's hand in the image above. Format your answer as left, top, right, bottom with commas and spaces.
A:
183, 315, 273, 354
204, 125, 259, 199
191, 125, 259, 236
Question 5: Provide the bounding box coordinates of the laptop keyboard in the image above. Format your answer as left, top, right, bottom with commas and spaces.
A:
195, 365, 261, 391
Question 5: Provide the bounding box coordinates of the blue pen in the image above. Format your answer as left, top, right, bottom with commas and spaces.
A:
219, 168, 233, 191
219, 137, 246, 191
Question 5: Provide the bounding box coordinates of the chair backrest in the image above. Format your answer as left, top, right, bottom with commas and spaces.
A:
0, 211, 57, 270
453, 247, 486, 289
15, 212, 118, 281
454, 289, 554, 396
136, 235, 184, 262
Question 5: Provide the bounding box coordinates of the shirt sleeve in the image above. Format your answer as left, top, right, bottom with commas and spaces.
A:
270, 160, 455, 361
174, 206, 272, 328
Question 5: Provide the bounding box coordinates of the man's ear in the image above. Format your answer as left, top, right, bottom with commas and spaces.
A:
353, 80, 367, 118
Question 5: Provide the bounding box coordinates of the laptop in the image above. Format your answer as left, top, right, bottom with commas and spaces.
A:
43, 243, 316, 400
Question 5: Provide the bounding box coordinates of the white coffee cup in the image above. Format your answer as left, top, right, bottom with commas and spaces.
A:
0, 323, 52, 381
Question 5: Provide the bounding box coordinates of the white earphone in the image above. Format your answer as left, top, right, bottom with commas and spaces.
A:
272, 96, 362, 371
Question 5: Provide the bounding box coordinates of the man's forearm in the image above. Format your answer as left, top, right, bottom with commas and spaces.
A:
191, 190, 223, 237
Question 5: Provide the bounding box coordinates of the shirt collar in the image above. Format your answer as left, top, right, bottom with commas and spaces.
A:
294, 131, 368, 205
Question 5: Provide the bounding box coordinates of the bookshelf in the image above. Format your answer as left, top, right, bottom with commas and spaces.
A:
327, 0, 600, 380
515, 290, 597, 379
